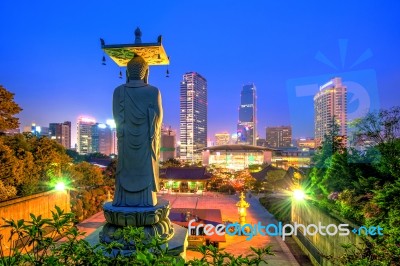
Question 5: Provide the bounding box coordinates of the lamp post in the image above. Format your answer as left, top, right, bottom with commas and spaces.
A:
236, 192, 250, 225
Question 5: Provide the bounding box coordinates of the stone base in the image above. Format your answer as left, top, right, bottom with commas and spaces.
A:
96, 223, 188, 260
103, 198, 171, 226
100, 198, 175, 249
99, 219, 174, 248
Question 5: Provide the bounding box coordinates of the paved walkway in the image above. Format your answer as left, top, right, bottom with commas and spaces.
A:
74, 193, 301, 265
159, 192, 299, 266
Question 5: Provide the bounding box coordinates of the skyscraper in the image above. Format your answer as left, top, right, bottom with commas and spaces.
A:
77, 116, 96, 154
106, 119, 118, 155
49, 121, 71, 149
314, 77, 347, 146
91, 123, 112, 155
237, 83, 257, 145
266, 126, 292, 148
179, 72, 208, 161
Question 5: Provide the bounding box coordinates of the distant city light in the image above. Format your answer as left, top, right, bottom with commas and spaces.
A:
106, 119, 116, 128
79, 116, 96, 123
98, 123, 107, 129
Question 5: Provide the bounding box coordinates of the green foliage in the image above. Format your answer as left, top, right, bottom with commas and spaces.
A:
104, 158, 117, 180
70, 162, 104, 187
70, 188, 109, 222
0, 134, 73, 200
191, 244, 273, 266
0, 207, 275, 265
0, 86, 22, 132
304, 106, 400, 265
0, 180, 17, 201
259, 196, 291, 223
217, 184, 236, 194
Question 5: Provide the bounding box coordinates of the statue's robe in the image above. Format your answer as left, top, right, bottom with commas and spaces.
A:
112, 79, 162, 207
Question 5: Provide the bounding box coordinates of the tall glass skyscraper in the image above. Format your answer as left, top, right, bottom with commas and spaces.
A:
179, 72, 208, 161
237, 84, 257, 145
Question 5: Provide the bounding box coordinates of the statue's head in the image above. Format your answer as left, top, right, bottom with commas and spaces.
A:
127, 55, 149, 81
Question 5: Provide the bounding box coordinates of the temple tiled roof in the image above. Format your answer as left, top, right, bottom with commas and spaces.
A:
199, 144, 278, 152
160, 167, 212, 180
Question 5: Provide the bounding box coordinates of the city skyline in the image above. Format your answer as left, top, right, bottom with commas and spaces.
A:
1, 1, 399, 147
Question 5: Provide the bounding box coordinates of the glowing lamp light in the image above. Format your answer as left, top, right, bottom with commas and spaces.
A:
55, 182, 66, 191
106, 119, 116, 128
293, 189, 305, 201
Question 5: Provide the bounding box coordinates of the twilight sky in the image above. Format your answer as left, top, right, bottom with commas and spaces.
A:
1, 1, 399, 147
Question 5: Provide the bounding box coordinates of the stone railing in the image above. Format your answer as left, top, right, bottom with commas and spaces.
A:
0, 190, 70, 253
291, 201, 364, 266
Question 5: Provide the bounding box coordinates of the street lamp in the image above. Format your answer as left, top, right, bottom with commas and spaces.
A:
293, 189, 305, 201
55, 181, 66, 191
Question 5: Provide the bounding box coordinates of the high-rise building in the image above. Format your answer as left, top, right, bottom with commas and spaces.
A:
49, 121, 71, 149
161, 125, 176, 161
215, 132, 230, 146
92, 123, 112, 155
179, 72, 208, 161
106, 119, 118, 155
266, 126, 292, 148
237, 84, 257, 145
77, 116, 96, 154
314, 77, 347, 146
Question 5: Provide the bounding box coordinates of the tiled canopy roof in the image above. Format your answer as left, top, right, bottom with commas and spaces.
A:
160, 167, 212, 180
199, 144, 278, 152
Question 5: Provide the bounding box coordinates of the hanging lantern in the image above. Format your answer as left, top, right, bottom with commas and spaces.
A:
102, 56, 106, 65
119, 69, 123, 79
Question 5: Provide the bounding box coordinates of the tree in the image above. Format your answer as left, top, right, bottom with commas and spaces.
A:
30, 136, 72, 182
352, 106, 400, 146
70, 162, 104, 187
160, 158, 182, 168
352, 107, 400, 180
0, 85, 22, 131
104, 158, 117, 180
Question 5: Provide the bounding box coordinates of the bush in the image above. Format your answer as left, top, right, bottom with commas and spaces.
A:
218, 184, 236, 194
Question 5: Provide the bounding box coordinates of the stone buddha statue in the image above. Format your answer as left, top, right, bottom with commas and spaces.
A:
112, 55, 162, 207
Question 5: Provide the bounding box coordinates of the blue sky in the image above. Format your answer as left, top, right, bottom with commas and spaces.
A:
0, 1, 399, 146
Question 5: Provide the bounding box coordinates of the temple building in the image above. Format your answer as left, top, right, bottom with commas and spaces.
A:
160, 167, 212, 193
201, 144, 276, 170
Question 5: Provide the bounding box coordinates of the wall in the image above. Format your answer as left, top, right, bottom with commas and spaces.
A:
291, 201, 364, 266
0, 190, 70, 253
